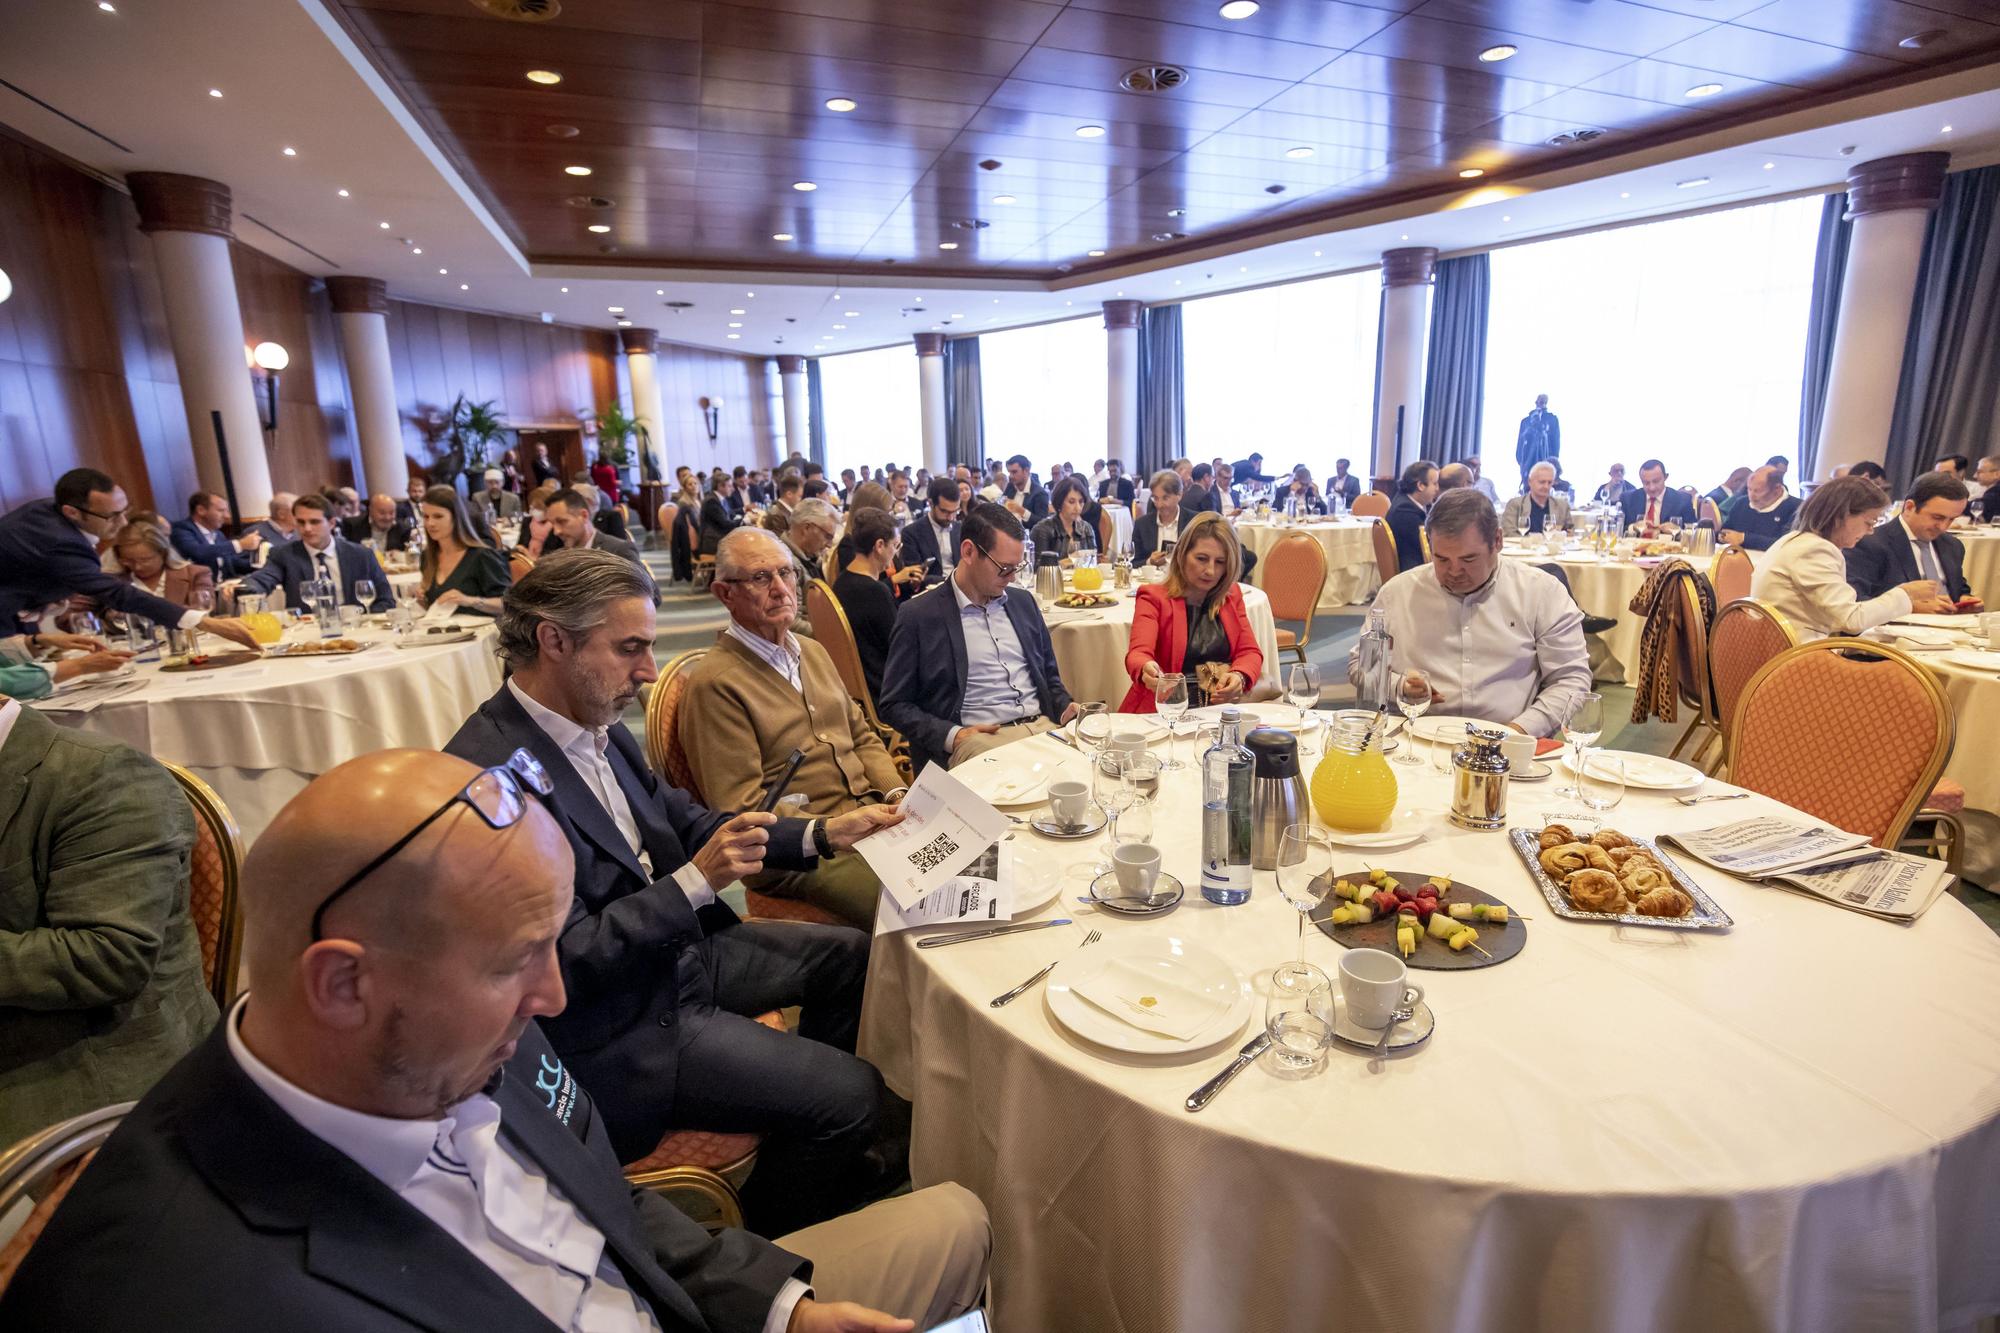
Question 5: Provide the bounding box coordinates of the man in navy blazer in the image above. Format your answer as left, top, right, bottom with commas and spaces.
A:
879, 501, 1076, 775
896, 475, 963, 584
238, 493, 394, 613
1619, 460, 1699, 531
1845, 471, 1978, 605
446, 548, 904, 1234
170, 489, 264, 582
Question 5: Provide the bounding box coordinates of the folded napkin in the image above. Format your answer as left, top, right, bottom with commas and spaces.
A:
1535, 737, 1564, 757
1896, 613, 1978, 629
1876, 625, 1957, 649
1072, 957, 1227, 1040
957, 756, 1053, 805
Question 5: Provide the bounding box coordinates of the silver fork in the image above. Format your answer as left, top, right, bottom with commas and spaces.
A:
1674, 792, 1749, 806
990, 929, 1100, 1007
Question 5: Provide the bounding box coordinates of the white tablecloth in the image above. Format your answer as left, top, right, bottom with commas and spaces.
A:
1959, 529, 1999, 602
1502, 548, 1649, 685
1922, 649, 2000, 816
38, 623, 503, 842
1235, 519, 1379, 612
861, 731, 2000, 1332
1042, 581, 1281, 709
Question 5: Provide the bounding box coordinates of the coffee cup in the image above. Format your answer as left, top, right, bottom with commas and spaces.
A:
1337, 949, 1424, 1030
1111, 843, 1162, 896
1107, 730, 1147, 763
1048, 781, 1091, 828
1500, 733, 1536, 773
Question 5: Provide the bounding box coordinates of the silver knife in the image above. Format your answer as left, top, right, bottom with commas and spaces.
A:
916, 918, 1072, 949
1185, 1032, 1273, 1112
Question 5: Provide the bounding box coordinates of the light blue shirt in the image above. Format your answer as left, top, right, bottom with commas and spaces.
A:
950, 575, 1037, 736
1472, 476, 1499, 503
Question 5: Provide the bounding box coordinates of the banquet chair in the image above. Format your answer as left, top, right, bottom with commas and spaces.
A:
1097, 504, 1116, 555
1706, 599, 1797, 780
1726, 638, 1963, 878
1350, 492, 1389, 519
1668, 576, 1722, 769
507, 548, 536, 584
1263, 533, 1327, 668
163, 763, 245, 1009
1369, 519, 1400, 591
0, 1102, 129, 1296
1709, 545, 1754, 606
804, 579, 881, 727
621, 1011, 786, 1233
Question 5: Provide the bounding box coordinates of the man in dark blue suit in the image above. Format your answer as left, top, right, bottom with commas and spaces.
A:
0, 469, 260, 647
896, 476, 963, 586
170, 490, 264, 582
1619, 460, 1699, 532
238, 493, 394, 613
1386, 460, 1438, 574
1001, 454, 1049, 530
445, 548, 904, 1234
879, 502, 1076, 775
1845, 471, 1979, 606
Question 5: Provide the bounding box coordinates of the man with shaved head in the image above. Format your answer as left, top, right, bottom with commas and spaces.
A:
1, 749, 990, 1330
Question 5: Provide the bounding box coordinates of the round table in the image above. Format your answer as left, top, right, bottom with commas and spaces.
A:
1501, 546, 1649, 685
860, 732, 2000, 1332
1040, 580, 1282, 709
1958, 528, 2000, 602
1234, 519, 1379, 612
39, 622, 503, 841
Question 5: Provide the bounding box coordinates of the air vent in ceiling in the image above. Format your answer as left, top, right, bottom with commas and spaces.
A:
664, 301, 694, 309
1152, 230, 1187, 242
467, 0, 561, 19
950, 218, 991, 230
546, 124, 580, 138
566, 195, 617, 209
1121, 65, 1189, 94
1545, 127, 1606, 147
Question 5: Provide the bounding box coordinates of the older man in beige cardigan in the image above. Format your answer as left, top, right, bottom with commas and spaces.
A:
680, 528, 906, 926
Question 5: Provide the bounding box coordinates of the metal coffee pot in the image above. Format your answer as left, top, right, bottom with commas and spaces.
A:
1034, 552, 1064, 603
1246, 727, 1307, 869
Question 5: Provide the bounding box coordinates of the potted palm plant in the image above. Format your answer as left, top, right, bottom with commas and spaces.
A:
580, 403, 652, 484
446, 395, 510, 488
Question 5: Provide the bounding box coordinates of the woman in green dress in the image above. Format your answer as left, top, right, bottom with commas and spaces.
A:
419, 485, 511, 616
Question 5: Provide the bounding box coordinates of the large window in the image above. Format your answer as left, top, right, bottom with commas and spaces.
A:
980, 317, 1108, 472
1182, 268, 1381, 478
815, 344, 924, 478
1481, 196, 1822, 496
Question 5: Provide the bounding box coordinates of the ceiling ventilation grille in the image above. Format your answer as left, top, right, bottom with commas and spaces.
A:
1546, 127, 1606, 146
1120, 65, 1189, 94
566, 195, 617, 209
467, 0, 561, 19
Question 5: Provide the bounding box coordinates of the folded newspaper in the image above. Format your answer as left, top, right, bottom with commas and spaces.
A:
1657, 816, 1953, 922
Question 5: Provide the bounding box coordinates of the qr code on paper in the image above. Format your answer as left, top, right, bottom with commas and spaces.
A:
907, 831, 961, 874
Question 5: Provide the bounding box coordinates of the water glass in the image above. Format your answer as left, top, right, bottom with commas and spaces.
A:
1265, 964, 1335, 1073
1430, 730, 1457, 776
1980, 611, 2000, 648
1155, 673, 1190, 770
1093, 751, 1135, 865
1393, 669, 1432, 766
1559, 692, 1604, 800
354, 579, 377, 612
1579, 753, 1626, 812
1274, 824, 1331, 974
1073, 701, 1110, 753
1286, 661, 1320, 729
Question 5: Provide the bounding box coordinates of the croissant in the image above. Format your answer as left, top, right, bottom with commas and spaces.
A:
1632, 886, 1694, 918
1538, 823, 1577, 851
1582, 844, 1618, 873
1604, 845, 1647, 867
1567, 869, 1627, 913
1539, 843, 1592, 878
1590, 830, 1635, 851
1618, 859, 1672, 894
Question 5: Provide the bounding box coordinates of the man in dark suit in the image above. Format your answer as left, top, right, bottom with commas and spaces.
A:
1002, 454, 1049, 530
1182, 462, 1220, 516
897, 475, 963, 584
1328, 459, 1362, 509
1387, 460, 1438, 573
879, 502, 1076, 775
544, 489, 655, 598
0, 747, 988, 1331
1976, 455, 2000, 523
1846, 471, 1979, 605
700, 476, 741, 555
0, 469, 260, 647
170, 490, 263, 582
1515, 393, 1559, 487
446, 550, 903, 1234
1097, 459, 1136, 505
345, 493, 415, 554
1133, 468, 1185, 566
1230, 452, 1272, 485
1619, 459, 1699, 532
239, 493, 394, 614
244, 491, 299, 547
393, 474, 428, 528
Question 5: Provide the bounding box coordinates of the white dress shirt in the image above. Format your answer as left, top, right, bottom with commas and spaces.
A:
1352, 559, 1592, 738
949, 576, 1038, 743
0, 697, 21, 752
1751, 530, 1912, 640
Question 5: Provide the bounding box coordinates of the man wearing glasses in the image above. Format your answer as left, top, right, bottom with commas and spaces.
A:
879, 501, 1076, 774
447, 549, 904, 1235
0, 467, 261, 648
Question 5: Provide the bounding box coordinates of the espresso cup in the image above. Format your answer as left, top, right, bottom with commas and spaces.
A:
1338, 949, 1425, 1030
1500, 733, 1536, 773
1048, 781, 1091, 828
1107, 731, 1147, 763
1111, 843, 1162, 896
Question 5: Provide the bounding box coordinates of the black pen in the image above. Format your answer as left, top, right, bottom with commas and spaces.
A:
758, 747, 807, 812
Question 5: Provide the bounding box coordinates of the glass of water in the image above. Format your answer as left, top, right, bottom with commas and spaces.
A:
1393, 669, 1432, 766
353, 579, 376, 613
1154, 673, 1190, 770
1579, 753, 1626, 813
1265, 963, 1334, 1073
1558, 691, 1604, 800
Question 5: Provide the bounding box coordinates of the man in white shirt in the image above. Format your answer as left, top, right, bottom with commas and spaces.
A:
1352, 489, 1591, 738
0, 745, 990, 1331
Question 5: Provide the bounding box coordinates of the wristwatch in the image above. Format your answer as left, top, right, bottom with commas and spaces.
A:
811, 820, 834, 859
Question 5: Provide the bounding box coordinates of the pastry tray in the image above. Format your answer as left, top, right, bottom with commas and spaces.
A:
1508, 828, 1733, 931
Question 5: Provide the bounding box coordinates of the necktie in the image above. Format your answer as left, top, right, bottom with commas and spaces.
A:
317, 551, 339, 603
1646, 497, 1659, 527
1918, 540, 1942, 585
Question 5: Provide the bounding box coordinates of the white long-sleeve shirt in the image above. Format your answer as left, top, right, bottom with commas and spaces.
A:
1351, 558, 1591, 739
1750, 530, 1912, 640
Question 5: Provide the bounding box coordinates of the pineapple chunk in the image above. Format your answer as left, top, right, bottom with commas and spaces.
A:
1349, 903, 1375, 925
1426, 875, 1451, 892
1448, 927, 1479, 952
1396, 926, 1417, 957
1478, 905, 1510, 926
1426, 913, 1459, 941
1448, 903, 1475, 921
1334, 879, 1360, 902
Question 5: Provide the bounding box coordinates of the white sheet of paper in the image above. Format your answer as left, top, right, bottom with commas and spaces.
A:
419, 599, 460, 626
873, 842, 1014, 936
855, 762, 1009, 910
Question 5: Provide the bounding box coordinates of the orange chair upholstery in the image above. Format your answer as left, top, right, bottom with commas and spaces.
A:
1261, 532, 1327, 667
1369, 519, 1400, 591
1709, 545, 1754, 606
624, 1012, 786, 1230
507, 549, 536, 584
163, 764, 245, 1009
643, 648, 708, 796
1707, 599, 1798, 773
1350, 492, 1389, 519
1097, 504, 1118, 554
0, 1102, 128, 1296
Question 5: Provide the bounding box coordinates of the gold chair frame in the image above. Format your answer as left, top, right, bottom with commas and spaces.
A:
1350, 492, 1389, 519
1668, 576, 1722, 771
163, 763, 246, 1010
643, 647, 711, 795
804, 578, 883, 727
1263, 531, 1327, 669
623, 1160, 753, 1233
0, 1102, 130, 1296
1705, 597, 1799, 782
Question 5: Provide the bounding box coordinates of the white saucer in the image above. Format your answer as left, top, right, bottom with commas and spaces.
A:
1558, 748, 1704, 791
1320, 808, 1428, 850
956, 752, 1066, 805
1329, 994, 1436, 1052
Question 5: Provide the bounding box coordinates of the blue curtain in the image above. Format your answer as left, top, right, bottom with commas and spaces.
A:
1137, 304, 1185, 478
1418, 254, 1488, 465
806, 358, 826, 466
1796, 192, 1852, 478
943, 336, 984, 469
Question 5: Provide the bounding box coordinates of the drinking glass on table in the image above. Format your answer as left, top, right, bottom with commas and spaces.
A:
1116, 758, 1158, 847
1286, 661, 1320, 730
1557, 691, 1604, 800
1155, 673, 1190, 771
1430, 726, 1459, 776
1265, 963, 1334, 1073
1072, 701, 1109, 753
1579, 753, 1625, 813
1274, 824, 1332, 985
353, 580, 376, 614
1392, 669, 1432, 766
1093, 751, 1136, 873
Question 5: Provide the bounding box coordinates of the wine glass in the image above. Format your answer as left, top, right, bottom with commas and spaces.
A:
1430, 725, 1459, 777
1154, 673, 1190, 771
1274, 824, 1331, 982
1116, 755, 1159, 847
1092, 750, 1135, 872
1393, 670, 1432, 766
1072, 701, 1109, 754
1579, 753, 1626, 813
1286, 661, 1320, 729
1557, 692, 1604, 800
354, 579, 376, 614
1265, 963, 1334, 1073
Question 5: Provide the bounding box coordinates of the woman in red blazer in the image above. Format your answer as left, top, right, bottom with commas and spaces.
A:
1120, 511, 1263, 713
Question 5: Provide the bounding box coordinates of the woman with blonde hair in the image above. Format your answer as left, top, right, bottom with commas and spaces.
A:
1119, 511, 1263, 712
418, 484, 510, 616
111, 521, 213, 611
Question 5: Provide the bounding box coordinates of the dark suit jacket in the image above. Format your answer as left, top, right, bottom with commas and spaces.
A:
1619, 487, 1698, 528
594, 507, 632, 543
1183, 482, 1221, 516
0, 500, 190, 630
1097, 476, 1135, 504
1131, 510, 1185, 565
241, 538, 393, 613
898, 514, 960, 581
878, 580, 1072, 775
1386, 494, 1428, 573
1329, 473, 1361, 506
1978, 488, 1999, 524
1003, 482, 1050, 530
1844, 519, 1971, 602
699, 495, 739, 555
582, 532, 657, 597
445, 686, 813, 1157
169, 518, 256, 582
343, 516, 414, 552
0, 1020, 804, 1331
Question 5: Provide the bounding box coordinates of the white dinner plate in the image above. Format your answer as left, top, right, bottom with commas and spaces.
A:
1408, 716, 1508, 745
1007, 842, 1062, 915
1558, 748, 1704, 791
53, 661, 137, 690
1186, 701, 1344, 734
955, 752, 1067, 806
1084, 713, 1169, 747
1046, 936, 1251, 1055
1943, 648, 2000, 671
1321, 807, 1431, 850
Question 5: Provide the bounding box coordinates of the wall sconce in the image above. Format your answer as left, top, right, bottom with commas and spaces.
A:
0, 267, 12, 304
699, 395, 723, 441
249, 340, 289, 438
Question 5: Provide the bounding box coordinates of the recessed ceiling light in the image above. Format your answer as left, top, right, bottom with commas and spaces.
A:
1677, 176, 1709, 188
728, 321, 743, 328
845, 310, 859, 317
1219, 0, 1259, 17
1685, 82, 1723, 99
208, 88, 222, 98
336, 188, 349, 197
1459, 167, 1484, 178
655, 289, 664, 295
460, 283, 470, 291
1285, 146, 1315, 159
438, 268, 448, 275
616, 318, 630, 326
1942, 124, 1954, 134
950, 312, 965, 319
608, 308, 624, 315
1763, 161, 1775, 169
772, 232, 795, 241
825, 97, 856, 112
1619, 191, 1630, 198
1115, 290, 1124, 297
1478, 45, 1517, 63
1088, 249, 1106, 257
1313, 249, 1321, 257
282, 146, 297, 157
1075, 125, 1106, 138
833, 323, 846, 329
939, 241, 958, 250
1400, 233, 1409, 240
729, 308, 746, 315
526, 69, 563, 85
1173, 279, 1182, 286
1901, 30, 1945, 50
98, 1, 116, 10
564, 165, 593, 177
791, 181, 818, 193
992, 194, 1017, 205
587, 223, 611, 233
747, 291, 755, 297
727, 333, 741, 339
379, 221, 390, 229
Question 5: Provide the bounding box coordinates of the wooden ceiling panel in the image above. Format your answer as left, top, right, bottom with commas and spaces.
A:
412, 85, 703, 130
698, 46, 1004, 104
697, 7, 1030, 77
355, 8, 702, 72
1035, 8, 1358, 81
1354, 15, 1637, 84
1409, 0, 1716, 57
1003, 46, 1296, 109
1222, 108, 1447, 156
1648, 25, 1905, 87
982, 80, 1249, 134
1066, 0, 1411, 51
714, 0, 1065, 45
698, 78, 980, 130
1739, 0, 2000, 62
1259, 81, 1499, 135
1306, 52, 1570, 114
1579, 57, 1782, 106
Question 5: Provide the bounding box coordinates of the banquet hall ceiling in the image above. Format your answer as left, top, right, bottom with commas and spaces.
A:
328, 0, 2000, 280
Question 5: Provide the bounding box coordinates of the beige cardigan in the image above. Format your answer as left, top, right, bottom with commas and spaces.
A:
1750, 530, 1912, 640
